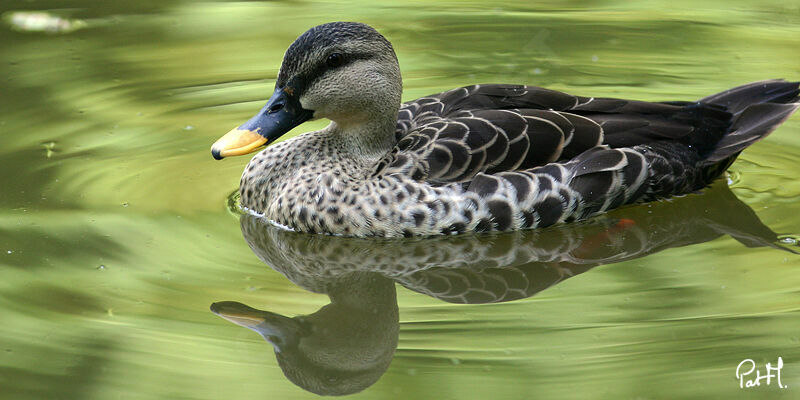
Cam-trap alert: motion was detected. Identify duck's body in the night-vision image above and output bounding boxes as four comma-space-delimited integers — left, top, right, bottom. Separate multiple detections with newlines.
213, 22, 800, 237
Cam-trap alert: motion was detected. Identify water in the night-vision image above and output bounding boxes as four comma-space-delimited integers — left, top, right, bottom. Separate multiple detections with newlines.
1, 1, 799, 398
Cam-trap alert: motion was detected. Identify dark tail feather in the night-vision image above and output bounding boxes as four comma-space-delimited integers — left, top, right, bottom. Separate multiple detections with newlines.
700, 79, 800, 115
706, 102, 800, 162
699, 80, 800, 163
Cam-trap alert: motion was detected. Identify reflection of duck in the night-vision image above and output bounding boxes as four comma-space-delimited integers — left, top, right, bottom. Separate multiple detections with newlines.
240, 181, 792, 304
211, 21, 800, 237
212, 183, 793, 395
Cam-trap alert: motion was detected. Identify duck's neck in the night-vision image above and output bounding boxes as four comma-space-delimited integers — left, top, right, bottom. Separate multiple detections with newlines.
327, 112, 397, 165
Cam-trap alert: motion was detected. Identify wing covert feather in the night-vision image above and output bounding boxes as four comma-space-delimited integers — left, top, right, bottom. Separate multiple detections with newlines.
384, 84, 725, 185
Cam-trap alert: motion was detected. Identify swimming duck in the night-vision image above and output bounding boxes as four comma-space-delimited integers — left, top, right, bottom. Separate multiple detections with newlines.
211, 22, 800, 237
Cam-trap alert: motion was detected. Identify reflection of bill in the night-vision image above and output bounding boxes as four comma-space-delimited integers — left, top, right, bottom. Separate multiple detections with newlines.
736, 357, 785, 389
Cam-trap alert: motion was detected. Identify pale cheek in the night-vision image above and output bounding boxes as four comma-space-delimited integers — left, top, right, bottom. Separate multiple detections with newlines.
303, 83, 373, 118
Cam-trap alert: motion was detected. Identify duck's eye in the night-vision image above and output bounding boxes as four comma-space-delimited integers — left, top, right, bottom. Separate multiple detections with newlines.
326, 52, 344, 68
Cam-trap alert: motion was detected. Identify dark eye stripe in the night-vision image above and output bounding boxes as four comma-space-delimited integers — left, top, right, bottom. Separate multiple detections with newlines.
282, 52, 374, 98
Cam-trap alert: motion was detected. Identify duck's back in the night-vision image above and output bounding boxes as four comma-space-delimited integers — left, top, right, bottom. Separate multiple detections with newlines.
380, 83, 753, 183
360, 80, 798, 235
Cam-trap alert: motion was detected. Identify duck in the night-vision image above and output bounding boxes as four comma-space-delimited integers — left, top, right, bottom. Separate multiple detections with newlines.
211, 21, 800, 237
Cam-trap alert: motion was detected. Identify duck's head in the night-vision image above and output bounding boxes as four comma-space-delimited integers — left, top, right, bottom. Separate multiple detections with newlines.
211, 22, 401, 159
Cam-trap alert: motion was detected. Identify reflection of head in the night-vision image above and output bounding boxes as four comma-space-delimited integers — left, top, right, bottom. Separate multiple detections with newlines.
212, 272, 398, 396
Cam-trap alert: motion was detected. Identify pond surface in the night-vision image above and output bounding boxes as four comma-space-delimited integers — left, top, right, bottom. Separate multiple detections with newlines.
1, 1, 799, 399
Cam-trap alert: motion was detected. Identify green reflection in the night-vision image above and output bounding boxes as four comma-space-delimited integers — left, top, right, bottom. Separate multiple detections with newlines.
0, 1, 799, 399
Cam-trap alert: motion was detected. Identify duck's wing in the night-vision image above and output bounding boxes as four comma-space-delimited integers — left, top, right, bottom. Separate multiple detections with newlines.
380, 84, 727, 184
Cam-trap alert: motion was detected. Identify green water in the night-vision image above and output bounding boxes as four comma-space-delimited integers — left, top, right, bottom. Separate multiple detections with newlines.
1, 0, 799, 398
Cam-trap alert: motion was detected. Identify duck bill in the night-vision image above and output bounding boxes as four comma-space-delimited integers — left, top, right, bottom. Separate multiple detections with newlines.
211, 87, 313, 160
